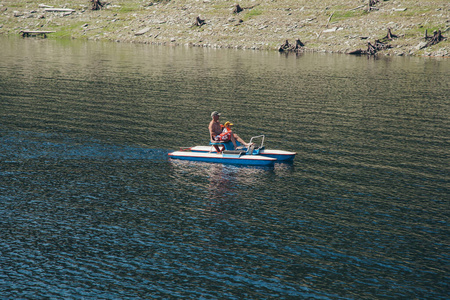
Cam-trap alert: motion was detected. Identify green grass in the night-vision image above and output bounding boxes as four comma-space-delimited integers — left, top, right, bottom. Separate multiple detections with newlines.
395, 8, 432, 17
330, 10, 366, 23
116, 6, 139, 13
50, 29, 74, 39
46, 21, 90, 39
5, 3, 25, 8
108, 2, 142, 13
243, 7, 263, 21
404, 23, 448, 39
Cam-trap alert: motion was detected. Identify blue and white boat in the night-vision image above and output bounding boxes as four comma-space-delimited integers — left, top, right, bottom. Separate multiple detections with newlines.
168, 135, 296, 166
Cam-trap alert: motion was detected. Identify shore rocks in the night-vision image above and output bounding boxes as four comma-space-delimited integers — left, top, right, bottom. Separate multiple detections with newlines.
0, 0, 448, 57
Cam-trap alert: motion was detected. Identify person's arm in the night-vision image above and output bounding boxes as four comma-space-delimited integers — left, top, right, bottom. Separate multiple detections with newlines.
208, 122, 215, 141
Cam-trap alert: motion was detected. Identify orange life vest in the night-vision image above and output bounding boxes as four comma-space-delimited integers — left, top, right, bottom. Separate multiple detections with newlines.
218, 126, 232, 140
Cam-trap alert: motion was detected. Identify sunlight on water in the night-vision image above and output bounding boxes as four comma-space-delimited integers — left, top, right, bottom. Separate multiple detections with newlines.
0, 37, 448, 299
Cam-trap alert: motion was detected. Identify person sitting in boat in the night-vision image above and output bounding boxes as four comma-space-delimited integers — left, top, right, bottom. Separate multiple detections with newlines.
209, 111, 251, 149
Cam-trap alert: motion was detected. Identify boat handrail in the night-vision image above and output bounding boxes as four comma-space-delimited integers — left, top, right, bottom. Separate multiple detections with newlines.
249, 135, 265, 148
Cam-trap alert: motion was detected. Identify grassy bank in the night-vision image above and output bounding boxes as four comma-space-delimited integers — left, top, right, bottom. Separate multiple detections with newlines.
0, 0, 449, 56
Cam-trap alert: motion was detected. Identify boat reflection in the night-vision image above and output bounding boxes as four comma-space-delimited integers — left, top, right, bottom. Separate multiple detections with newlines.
206, 164, 236, 203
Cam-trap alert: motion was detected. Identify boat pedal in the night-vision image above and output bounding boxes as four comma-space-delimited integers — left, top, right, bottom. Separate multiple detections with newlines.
246, 144, 255, 155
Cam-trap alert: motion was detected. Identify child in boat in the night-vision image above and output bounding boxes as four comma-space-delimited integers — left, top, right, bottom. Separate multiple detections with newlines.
216, 122, 232, 142
211, 121, 233, 143
221, 121, 251, 149
222, 121, 233, 134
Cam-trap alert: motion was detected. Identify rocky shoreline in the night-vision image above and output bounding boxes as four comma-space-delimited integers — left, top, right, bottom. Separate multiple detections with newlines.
1, 0, 449, 57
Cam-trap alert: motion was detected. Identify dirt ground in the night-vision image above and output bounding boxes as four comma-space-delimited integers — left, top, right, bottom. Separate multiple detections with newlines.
1, 0, 449, 57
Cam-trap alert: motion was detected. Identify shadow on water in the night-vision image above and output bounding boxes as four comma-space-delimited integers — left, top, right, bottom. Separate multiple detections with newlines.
0, 130, 169, 162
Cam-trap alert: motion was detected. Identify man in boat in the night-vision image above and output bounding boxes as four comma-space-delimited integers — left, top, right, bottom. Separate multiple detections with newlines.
209, 111, 251, 149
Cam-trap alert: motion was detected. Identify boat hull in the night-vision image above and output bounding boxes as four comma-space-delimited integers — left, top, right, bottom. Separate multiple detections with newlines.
189, 146, 296, 162
168, 151, 276, 166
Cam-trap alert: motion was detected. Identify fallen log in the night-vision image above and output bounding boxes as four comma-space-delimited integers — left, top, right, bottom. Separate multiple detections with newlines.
44, 8, 75, 13
350, 5, 365, 11
135, 27, 151, 36
20, 30, 56, 38
349, 27, 396, 55
348, 39, 391, 55
348, 49, 365, 55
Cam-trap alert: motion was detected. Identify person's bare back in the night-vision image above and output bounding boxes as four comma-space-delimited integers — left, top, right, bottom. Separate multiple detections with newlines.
209, 112, 222, 141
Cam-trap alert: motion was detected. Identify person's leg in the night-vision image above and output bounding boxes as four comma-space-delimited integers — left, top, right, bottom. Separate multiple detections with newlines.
230, 134, 238, 148
233, 134, 248, 147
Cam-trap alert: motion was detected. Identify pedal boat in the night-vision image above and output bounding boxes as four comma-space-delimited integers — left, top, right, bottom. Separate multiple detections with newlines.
168, 135, 296, 166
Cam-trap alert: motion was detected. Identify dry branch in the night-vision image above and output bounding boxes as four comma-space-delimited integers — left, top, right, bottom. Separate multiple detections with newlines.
326, 12, 334, 28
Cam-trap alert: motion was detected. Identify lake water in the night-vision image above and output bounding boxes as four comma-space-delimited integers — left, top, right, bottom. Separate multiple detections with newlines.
0, 37, 448, 299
